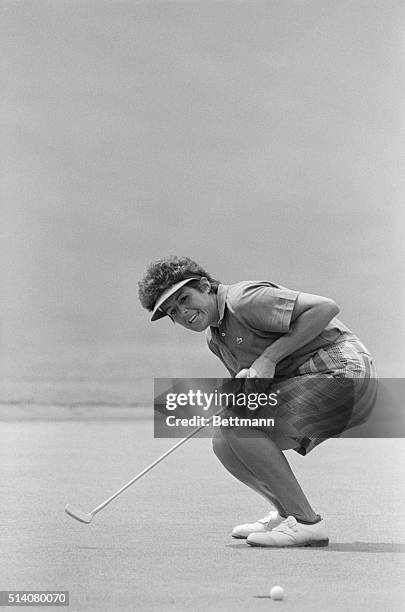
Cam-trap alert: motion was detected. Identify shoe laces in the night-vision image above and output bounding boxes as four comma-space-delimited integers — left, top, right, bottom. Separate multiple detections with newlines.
275, 516, 298, 533
260, 511, 278, 526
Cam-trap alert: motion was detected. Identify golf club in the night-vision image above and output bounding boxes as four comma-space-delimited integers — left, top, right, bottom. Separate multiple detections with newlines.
65, 406, 225, 524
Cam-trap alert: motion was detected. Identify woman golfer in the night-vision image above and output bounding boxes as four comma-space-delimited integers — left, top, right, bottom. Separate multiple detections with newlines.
138, 256, 377, 547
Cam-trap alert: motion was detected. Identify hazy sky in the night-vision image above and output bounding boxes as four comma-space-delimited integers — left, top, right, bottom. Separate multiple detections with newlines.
2, 1, 404, 376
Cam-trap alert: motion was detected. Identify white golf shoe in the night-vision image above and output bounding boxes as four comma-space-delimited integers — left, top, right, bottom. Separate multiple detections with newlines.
231, 511, 285, 539
246, 515, 329, 547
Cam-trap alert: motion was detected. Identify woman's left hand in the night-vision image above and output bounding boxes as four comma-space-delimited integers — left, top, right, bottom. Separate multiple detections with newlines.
235, 357, 276, 396
249, 355, 277, 379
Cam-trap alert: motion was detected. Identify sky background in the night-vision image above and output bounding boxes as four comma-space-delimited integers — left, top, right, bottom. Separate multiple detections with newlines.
2, 0, 404, 384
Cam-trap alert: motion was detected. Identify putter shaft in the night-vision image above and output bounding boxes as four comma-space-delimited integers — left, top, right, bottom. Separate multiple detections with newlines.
66, 407, 224, 522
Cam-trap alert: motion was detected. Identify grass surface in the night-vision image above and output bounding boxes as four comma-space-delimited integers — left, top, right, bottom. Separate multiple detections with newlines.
1, 419, 404, 611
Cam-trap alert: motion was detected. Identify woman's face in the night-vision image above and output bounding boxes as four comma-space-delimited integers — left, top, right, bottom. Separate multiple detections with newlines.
162, 279, 219, 332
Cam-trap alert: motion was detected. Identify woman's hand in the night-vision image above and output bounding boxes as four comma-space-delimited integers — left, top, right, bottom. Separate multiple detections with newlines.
249, 355, 276, 379
235, 359, 275, 397
235, 367, 257, 378
235, 356, 276, 380
235, 357, 276, 397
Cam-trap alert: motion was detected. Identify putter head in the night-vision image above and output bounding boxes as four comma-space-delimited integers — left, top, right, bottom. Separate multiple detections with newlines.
65, 504, 93, 524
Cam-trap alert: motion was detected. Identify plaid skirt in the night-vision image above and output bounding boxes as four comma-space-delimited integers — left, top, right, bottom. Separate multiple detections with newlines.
254, 334, 378, 455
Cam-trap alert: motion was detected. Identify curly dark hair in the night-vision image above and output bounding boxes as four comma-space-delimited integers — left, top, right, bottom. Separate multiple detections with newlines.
138, 256, 221, 311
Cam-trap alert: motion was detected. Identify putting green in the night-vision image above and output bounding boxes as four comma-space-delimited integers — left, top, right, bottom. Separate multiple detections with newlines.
1, 419, 404, 611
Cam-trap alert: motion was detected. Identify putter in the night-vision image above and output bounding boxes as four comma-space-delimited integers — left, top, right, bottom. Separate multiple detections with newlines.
65, 407, 224, 524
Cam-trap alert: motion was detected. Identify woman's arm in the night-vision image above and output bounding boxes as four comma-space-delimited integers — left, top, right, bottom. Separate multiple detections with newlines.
247, 293, 340, 378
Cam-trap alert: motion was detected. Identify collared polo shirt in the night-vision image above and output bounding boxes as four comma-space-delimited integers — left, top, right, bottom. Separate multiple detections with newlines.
206, 281, 352, 378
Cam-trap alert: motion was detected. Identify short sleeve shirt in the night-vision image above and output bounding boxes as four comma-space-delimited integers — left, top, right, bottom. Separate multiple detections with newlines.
206, 281, 352, 377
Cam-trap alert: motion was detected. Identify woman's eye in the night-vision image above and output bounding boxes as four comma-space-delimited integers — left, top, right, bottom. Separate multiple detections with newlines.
180, 296, 186, 303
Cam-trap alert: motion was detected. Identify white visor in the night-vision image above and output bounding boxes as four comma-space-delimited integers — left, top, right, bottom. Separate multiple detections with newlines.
151, 277, 200, 321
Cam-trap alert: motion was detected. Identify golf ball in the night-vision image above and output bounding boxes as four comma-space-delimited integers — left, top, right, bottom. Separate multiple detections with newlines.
270, 585, 285, 600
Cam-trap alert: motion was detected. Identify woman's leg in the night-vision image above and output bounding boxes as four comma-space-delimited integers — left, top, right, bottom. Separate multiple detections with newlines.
212, 428, 287, 517
223, 426, 319, 523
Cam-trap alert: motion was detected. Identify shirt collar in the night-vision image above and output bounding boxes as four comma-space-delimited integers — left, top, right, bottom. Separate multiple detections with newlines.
215, 284, 228, 325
